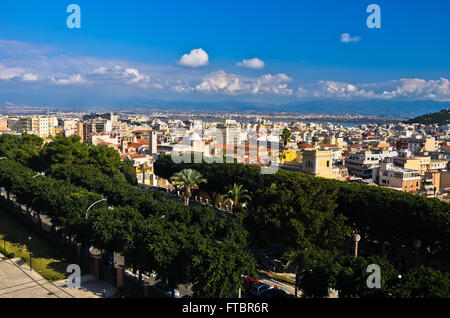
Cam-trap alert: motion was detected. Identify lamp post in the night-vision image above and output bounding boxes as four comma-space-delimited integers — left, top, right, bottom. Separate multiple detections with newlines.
353, 234, 361, 258
85, 199, 107, 219
412, 239, 422, 268
31, 172, 45, 179
28, 236, 32, 271
84, 199, 107, 260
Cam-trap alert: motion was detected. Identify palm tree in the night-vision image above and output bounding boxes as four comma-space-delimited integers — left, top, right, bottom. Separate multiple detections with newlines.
281, 128, 292, 148
170, 169, 207, 206
222, 183, 251, 212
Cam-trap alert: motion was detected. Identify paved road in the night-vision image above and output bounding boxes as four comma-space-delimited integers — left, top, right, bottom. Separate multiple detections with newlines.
124, 269, 193, 298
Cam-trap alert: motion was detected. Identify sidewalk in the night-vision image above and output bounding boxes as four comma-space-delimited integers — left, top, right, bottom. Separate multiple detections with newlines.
0, 256, 117, 298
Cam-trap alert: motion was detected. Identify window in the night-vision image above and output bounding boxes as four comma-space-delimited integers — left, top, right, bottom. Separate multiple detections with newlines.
326, 161, 330, 167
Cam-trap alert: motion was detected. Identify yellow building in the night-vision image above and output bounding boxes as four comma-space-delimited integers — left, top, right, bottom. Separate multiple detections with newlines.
403, 156, 431, 174
54, 127, 65, 137
301, 149, 335, 179
424, 137, 438, 152
280, 149, 303, 168
280, 149, 299, 162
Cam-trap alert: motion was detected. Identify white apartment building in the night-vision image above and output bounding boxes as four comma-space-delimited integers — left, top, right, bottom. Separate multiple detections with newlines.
15, 116, 58, 138
345, 150, 397, 180
216, 119, 241, 145
83, 119, 112, 143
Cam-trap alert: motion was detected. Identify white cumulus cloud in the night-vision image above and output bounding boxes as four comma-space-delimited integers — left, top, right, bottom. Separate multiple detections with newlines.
178, 48, 209, 68
380, 78, 450, 100
295, 78, 450, 101
237, 58, 265, 69
93, 67, 108, 74
0, 64, 24, 80
51, 74, 86, 85
194, 70, 292, 96
340, 33, 361, 43
21, 73, 39, 82
123, 68, 149, 84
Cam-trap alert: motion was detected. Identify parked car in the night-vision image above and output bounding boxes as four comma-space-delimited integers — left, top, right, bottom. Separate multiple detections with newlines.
259, 287, 289, 298
247, 282, 271, 297
243, 276, 259, 291
154, 281, 180, 298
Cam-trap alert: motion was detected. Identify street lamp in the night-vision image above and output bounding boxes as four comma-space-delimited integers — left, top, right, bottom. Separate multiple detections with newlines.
412, 239, 422, 268
28, 236, 32, 271
31, 172, 45, 179
353, 234, 361, 258
85, 198, 107, 219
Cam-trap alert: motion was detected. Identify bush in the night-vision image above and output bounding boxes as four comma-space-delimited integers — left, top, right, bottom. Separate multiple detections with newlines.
0, 246, 15, 259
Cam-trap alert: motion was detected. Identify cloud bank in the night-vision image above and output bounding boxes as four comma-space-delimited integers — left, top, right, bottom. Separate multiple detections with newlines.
0, 39, 449, 103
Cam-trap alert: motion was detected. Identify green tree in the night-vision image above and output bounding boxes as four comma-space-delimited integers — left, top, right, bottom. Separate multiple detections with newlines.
90, 206, 143, 256
0, 133, 43, 167
88, 144, 121, 174
118, 158, 137, 185
170, 169, 207, 206
222, 183, 251, 213
37, 135, 89, 171
285, 248, 337, 298
392, 266, 450, 298
334, 255, 399, 298
191, 214, 257, 297
281, 128, 292, 148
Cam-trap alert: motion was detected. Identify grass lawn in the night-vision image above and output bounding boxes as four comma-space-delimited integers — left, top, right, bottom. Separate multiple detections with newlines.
0, 209, 73, 281
257, 269, 296, 285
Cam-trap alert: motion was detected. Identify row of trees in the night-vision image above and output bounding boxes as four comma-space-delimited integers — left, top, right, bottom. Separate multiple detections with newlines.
0, 157, 257, 297
2, 135, 449, 297
154, 154, 450, 257
154, 155, 450, 297
0, 134, 137, 185
155, 155, 352, 251
285, 248, 450, 298
48, 163, 163, 217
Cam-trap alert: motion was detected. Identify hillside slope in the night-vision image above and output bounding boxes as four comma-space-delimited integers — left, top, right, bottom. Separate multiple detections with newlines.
405, 109, 450, 125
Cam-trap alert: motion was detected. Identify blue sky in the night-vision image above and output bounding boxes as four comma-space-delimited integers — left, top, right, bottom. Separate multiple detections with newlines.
0, 0, 449, 107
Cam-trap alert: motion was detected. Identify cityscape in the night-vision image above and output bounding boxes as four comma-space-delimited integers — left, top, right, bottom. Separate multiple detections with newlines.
0, 0, 449, 311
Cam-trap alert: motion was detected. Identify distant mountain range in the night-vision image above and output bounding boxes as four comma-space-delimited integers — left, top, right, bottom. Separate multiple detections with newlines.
2, 98, 449, 118
405, 108, 450, 125
103, 99, 449, 118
